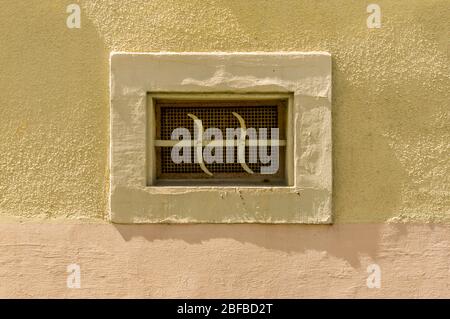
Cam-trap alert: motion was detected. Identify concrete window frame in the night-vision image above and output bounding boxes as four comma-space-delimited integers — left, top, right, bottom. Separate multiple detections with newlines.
110, 52, 332, 224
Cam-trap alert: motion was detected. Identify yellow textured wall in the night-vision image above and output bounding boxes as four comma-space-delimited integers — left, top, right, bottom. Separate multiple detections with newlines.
1, 0, 448, 223
0, 0, 449, 298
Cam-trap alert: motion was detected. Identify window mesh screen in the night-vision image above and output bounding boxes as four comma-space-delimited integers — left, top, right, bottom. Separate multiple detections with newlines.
155, 100, 286, 181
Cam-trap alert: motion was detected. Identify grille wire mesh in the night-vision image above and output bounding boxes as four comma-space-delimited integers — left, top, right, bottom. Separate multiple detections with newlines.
157, 101, 285, 177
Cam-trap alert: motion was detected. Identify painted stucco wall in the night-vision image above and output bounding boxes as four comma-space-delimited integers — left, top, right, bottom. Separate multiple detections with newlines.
0, 0, 449, 297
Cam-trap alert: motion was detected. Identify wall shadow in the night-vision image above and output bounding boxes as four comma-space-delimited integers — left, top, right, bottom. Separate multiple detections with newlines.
113, 223, 389, 268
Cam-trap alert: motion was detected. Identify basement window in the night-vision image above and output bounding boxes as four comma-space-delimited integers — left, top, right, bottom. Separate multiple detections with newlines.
150, 97, 288, 186
110, 52, 332, 224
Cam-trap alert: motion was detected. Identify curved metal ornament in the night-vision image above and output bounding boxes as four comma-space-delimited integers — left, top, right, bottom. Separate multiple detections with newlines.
187, 113, 213, 176
232, 112, 254, 175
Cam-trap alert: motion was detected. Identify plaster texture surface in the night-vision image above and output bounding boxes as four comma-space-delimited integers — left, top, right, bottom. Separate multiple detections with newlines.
0, 222, 449, 298
1, 0, 448, 223
0, 0, 449, 298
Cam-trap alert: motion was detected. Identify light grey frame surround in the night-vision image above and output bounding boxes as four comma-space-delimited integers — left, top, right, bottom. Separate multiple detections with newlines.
110, 52, 332, 224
